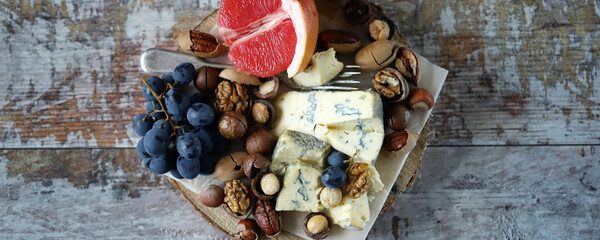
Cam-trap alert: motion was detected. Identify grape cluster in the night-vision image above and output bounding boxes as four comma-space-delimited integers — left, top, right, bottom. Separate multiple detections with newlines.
133, 62, 230, 179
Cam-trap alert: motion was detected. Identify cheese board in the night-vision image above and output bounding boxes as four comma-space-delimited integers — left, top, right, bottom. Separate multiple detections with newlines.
135, 0, 448, 239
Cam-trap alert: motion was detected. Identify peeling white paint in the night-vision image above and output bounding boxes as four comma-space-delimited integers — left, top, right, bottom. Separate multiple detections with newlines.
440, 6, 456, 36
125, 2, 176, 49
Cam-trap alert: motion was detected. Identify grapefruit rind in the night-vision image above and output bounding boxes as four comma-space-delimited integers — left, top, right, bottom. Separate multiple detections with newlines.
283, 0, 319, 77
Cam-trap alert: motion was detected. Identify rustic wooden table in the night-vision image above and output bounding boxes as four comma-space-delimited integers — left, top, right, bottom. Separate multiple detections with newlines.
1, 0, 598, 239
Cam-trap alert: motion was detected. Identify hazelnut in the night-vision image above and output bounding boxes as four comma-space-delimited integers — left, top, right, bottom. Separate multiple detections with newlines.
303, 213, 331, 239
260, 173, 280, 195
355, 40, 399, 71
199, 185, 224, 208
253, 76, 280, 100
318, 187, 342, 208
251, 103, 269, 124
213, 152, 248, 181
219, 68, 262, 86
317, 30, 362, 54
245, 129, 275, 155
344, 0, 372, 24
218, 111, 247, 140
407, 88, 435, 111
243, 153, 271, 179
387, 103, 411, 131
236, 219, 260, 240
382, 130, 409, 152
194, 66, 220, 92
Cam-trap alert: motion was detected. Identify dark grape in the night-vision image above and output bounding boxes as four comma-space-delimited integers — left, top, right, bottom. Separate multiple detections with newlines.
143, 76, 166, 101
208, 130, 230, 155
162, 74, 175, 85
153, 119, 173, 135
165, 88, 190, 117
149, 154, 173, 174
146, 101, 165, 118
327, 151, 348, 169
143, 128, 170, 157
177, 156, 201, 179
143, 157, 152, 169
192, 128, 213, 154
170, 168, 183, 179
198, 155, 216, 175
321, 166, 347, 189
172, 62, 196, 86
187, 103, 215, 128
133, 114, 155, 136
189, 92, 209, 104
136, 138, 151, 159
177, 133, 203, 159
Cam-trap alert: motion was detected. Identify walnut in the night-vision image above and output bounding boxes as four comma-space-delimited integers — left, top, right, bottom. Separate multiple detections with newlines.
223, 179, 251, 216
215, 80, 249, 113
342, 163, 371, 198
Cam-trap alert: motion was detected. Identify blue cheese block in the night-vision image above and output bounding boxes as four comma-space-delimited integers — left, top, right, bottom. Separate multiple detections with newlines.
325, 194, 370, 230
325, 121, 384, 165
270, 130, 332, 176
275, 163, 324, 212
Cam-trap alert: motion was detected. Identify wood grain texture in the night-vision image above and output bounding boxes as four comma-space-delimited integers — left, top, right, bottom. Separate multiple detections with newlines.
0, 0, 598, 148
2, 146, 597, 239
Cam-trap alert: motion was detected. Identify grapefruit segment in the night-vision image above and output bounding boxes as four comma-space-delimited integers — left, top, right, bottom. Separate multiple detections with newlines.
218, 0, 318, 78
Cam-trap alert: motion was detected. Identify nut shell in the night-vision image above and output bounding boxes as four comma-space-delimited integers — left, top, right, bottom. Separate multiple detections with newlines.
253, 76, 280, 100
367, 17, 396, 41
355, 40, 399, 71
407, 88, 435, 111
372, 67, 409, 102
250, 100, 276, 126
251, 172, 278, 200
177, 30, 227, 58
194, 66, 220, 92
303, 213, 331, 239
386, 103, 412, 131
218, 111, 248, 140
254, 200, 281, 237
220, 68, 262, 86
213, 152, 248, 181
245, 128, 276, 155
199, 185, 224, 208
344, 0, 372, 24
317, 30, 362, 54
236, 219, 260, 240
395, 47, 421, 86
382, 130, 409, 152
243, 153, 271, 179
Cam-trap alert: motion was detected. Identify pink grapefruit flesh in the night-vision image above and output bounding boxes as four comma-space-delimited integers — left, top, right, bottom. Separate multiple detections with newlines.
218, 0, 318, 78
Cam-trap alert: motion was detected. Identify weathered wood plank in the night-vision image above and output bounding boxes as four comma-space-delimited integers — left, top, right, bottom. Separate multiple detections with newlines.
1, 146, 597, 239
0, 1, 598, 148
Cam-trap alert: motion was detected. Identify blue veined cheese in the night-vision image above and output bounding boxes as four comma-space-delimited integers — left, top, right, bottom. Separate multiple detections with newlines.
275, 163, 324, 212
270, 130, 332, 176
325, 119, 384, 165
271, 91, 384, 139
325, 194, 370, 230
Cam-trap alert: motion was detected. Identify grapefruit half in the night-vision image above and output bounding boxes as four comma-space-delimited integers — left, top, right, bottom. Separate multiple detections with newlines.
218, 0, 318, 78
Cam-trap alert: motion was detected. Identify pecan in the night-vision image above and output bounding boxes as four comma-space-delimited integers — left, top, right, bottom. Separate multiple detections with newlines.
223, 179, 251, 216
382, 130, 409, 152
317, 30, 362, 53
355, 40, 399, 71
215, 80, 250, 113
254, 200, 281, 237
343, 163, 371, 198
190, 30, 218, 53
372, 68, 409, 102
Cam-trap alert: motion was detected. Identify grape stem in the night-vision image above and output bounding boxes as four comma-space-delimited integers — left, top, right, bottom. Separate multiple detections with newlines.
141, 77, 180, 137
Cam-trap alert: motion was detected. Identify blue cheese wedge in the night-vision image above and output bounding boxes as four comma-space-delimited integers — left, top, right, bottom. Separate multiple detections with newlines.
325, 194, 370, 230
275, 163, 324, 212
270, 130, 332, 176
272, 91, 384, 164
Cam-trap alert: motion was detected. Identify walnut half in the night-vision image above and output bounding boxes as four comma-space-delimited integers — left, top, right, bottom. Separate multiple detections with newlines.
223, 179, 252, 218
342, 163, 372, 199
215, 80, 250, 114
